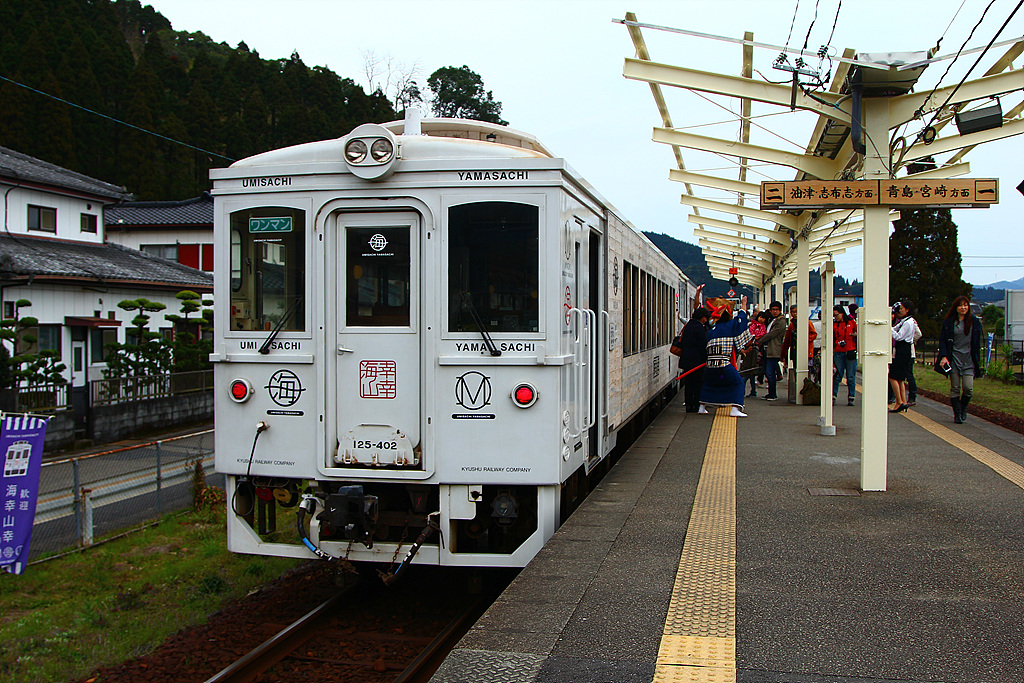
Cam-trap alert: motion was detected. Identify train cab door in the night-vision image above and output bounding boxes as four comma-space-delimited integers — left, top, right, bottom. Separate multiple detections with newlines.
334, 212, 421, 468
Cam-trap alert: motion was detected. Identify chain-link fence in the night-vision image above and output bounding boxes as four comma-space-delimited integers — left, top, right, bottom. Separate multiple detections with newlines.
30, 429, 220, 563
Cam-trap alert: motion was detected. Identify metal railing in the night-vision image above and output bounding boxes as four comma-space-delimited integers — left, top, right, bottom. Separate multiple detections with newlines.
7, 382, 70, 412
30, 429, 218, 563
90, 370, 214, 406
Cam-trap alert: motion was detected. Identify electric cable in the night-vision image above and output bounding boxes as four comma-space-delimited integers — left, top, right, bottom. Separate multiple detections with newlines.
916, 0, 1003, 125
0, 74, 235, 162
929, 0, 1023, 130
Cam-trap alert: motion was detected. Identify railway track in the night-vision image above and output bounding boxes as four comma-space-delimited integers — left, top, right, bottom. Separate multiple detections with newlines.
203, 566, 508, 683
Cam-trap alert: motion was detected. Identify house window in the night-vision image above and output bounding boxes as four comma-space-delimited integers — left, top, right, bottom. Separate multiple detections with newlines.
80, 213, 97, 233
28, 205, 56, 233
201, 244, 214, 271
18, 324, 61, 356
141, 244, 178, 260
2, 301, 13, 319
90, 328, 118, 363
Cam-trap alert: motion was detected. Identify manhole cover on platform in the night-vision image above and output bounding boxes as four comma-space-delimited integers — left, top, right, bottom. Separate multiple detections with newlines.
807, 487, 860, 496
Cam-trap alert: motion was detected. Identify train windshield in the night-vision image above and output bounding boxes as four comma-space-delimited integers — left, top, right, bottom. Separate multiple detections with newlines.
448, 202, 539, 333
229, 207, 306, 332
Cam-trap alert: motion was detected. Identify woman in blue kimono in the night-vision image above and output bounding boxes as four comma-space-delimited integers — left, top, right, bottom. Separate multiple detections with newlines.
700, 297, 754, 418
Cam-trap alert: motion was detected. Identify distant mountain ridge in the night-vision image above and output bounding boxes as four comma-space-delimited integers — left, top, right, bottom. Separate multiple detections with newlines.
980, 276, 1024, 289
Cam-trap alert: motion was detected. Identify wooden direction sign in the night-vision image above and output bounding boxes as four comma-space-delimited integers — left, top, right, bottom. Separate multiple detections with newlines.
760, 179, 998, 210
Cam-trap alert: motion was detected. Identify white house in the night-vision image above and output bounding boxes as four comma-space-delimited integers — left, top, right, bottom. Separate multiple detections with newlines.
105, 193, 214, 272
0, 145, 213, 415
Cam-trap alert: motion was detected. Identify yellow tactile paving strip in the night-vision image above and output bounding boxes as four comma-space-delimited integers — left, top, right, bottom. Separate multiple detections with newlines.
653, 409, 737, 683
901, 410, 1024, 490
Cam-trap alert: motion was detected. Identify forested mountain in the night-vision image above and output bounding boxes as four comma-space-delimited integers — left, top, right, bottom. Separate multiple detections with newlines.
0, 0, 396, 199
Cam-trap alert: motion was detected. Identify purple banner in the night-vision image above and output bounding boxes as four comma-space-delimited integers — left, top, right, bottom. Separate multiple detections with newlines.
1, 414, 49, 575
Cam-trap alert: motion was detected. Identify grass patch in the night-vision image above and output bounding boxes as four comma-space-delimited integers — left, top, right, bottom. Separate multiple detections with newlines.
0, 504, 301, 683
913, 362, 1024, 418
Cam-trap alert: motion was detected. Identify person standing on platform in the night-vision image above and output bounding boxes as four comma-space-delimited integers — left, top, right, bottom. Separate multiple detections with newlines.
781, 304, 818, 370
938, 295, 983, 424
831, 305, 857, 405
678, 306, 711, 414
700, 296, 754, 418
760, 301, 787, 401
889, 300, 916, 413
744, 311, 768, 397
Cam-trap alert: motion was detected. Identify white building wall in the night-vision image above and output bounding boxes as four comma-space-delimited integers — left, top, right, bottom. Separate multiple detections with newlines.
2, 282, 196, 385
0, 183, 105, 244
105, 228, 212, 251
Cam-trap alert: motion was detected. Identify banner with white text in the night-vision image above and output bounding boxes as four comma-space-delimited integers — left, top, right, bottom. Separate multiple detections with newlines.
0, 414, 49, 575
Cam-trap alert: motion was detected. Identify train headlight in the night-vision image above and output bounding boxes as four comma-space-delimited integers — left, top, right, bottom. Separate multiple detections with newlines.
510, 382, 538, 408
345, 139, 368, 163
229, 378, 253, 403
343, 124, 399, 180
370, 138, 394, 162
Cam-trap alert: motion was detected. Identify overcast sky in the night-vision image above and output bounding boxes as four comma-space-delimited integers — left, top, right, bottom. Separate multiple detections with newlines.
149, 0, 1024, 287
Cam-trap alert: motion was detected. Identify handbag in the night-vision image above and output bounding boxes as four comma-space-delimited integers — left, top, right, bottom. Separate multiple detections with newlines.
932, 357, 951, 376
669, 331, 684, 356
846, 350, 857, 360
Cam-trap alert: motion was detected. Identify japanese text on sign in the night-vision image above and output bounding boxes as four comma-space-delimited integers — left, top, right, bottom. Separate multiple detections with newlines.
761, 179, 998, 209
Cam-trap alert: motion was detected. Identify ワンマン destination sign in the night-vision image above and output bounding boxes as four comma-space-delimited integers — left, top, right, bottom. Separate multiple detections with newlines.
760, 179, 998, 210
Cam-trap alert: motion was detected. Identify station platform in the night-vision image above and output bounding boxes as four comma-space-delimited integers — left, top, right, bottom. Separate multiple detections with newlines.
430, 382, 1024, 683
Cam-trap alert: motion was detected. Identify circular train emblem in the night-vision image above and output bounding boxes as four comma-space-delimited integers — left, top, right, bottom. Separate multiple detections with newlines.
369, 233, 388, 251
265, 369, 306, 407
455, 371, 492, 411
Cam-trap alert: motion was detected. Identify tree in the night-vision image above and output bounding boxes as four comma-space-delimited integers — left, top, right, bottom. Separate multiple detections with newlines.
981, 304, 1004, 336
103, 298, 170, 378
889, 208, 971, 338
427, 65, 507, 125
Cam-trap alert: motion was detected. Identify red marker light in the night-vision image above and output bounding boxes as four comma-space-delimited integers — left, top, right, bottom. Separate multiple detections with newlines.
511, 383, 538, 408
229, 379, 252, 402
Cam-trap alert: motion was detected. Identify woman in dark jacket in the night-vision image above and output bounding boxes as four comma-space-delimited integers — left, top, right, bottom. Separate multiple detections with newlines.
938, 295, 982, 424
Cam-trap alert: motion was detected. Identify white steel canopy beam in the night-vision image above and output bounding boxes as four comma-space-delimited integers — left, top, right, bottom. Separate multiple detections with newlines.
889, 69, 1024, 126
654, 127, 841, 180
687, 214, 790, 245
669, 169, 760, 196
623, 58, 851, 125
695, 231, 785, 257
681, 195, 800, 230
901, 116, 1024, 163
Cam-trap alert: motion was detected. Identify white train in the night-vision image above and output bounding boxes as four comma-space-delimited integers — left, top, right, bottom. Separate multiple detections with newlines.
211, 112, 694, 579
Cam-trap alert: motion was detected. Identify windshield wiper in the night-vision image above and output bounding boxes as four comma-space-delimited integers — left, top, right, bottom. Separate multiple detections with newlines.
259, 297, 304, 354
460, 291, 501, 356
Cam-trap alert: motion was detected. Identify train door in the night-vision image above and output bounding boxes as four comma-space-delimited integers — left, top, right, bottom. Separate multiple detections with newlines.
334, 212, 421, 467
569, 219, 604, 474
587, 227, 604, 469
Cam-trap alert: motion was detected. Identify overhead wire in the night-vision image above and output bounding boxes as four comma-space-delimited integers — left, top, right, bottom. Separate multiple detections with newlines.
915, 0, 1000, 123
922, 0, 1024, 133
783, 0, 803, 54
0, 74, 235, 162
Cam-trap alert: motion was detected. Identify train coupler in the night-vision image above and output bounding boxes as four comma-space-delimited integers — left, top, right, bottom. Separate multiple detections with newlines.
380, 512, 441, 586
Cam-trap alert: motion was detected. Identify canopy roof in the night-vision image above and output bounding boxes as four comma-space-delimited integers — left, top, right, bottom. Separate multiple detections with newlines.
619, 14, 1024, 289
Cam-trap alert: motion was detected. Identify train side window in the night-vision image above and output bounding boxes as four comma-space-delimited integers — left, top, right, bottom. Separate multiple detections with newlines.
228, 207, 306, 332
448, 202, 539, 333
346, 226, 411, 327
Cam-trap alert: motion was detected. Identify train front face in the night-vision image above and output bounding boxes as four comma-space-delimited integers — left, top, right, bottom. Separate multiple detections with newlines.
212, 122, 580, 570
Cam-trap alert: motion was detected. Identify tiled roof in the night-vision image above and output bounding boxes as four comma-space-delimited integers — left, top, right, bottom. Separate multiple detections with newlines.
105, 193, 213, 228
0, 146, 131, 201
0, 234, 212, 290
